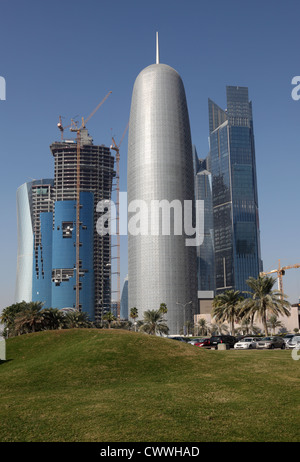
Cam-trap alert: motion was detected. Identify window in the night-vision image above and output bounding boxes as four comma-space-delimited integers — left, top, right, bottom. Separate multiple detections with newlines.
62, 222, 73, 238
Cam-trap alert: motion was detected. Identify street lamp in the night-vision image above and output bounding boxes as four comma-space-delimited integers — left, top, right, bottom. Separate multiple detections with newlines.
176, 300, 192, 336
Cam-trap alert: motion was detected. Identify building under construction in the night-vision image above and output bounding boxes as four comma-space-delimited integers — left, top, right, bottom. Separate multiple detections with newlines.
50, 128, 115, 321
15, 129, 115, 322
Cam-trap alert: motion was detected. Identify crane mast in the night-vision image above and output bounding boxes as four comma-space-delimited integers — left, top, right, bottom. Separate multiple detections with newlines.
260, 259, 300, 298
61, 91, 112, 312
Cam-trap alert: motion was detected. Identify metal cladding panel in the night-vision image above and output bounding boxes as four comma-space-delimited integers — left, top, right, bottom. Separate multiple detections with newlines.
127, 63, 197, 335
15, 182, 34, 303
32, 212, 53, 308
52, 192, 95, 319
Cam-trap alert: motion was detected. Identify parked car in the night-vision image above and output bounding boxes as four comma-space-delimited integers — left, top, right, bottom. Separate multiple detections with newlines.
188, 338, 207, 345
169, 336, 187, 342
283, 334, 296, 344
256, 336, 286, 349
194, 338, 211, 348
209, 335, 236, 349
234, 337, 259, 349
286, 335, 300, 349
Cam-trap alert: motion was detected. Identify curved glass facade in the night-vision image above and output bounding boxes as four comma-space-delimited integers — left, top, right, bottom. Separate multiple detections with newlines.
15, 182, 34, 303
128, 63, 197, 335
120, 275, 128, 320
208, 86, 262, 294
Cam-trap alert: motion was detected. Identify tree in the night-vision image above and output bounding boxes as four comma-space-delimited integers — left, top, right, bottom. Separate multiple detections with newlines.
140, 309, 169, 336
64, 311, 92, 329
42, 308, 66, 330
0, 301, 28, 336
240, 276, 291, 336
159, 303, 167, 315
212, 290, 244, 335
267, 315, 284, 335
102, 311, 116, 329
130, 307, 138, 331
183, 320, 193, 336
208, 320, 229, 335
196, 318, 208, 336
14, 301, 44, 335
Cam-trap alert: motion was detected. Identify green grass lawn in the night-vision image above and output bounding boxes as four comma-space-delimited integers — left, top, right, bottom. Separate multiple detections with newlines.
0, 328, 299, 442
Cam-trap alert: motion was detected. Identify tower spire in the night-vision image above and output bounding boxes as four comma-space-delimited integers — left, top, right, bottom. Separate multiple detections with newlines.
156, 31, 160, 64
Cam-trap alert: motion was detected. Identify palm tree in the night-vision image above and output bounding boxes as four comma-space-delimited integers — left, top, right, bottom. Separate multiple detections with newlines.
102, 311, 116, 329
42, 308, 66, 330
196, 318, 208, 336
140, 309, 169, 336
267, 315, 284, 335
64, 311, 92, 329
14, 301, 44, 335
212, 290, 244, 335
208, 320, 229, 335
130, 307, 138, 331
159, 303, 168, 316
240, 275, 291, 336
0, 301, 28, 336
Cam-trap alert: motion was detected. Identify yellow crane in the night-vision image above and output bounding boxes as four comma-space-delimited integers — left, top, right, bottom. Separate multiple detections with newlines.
110, 122, 129, 320
64, 90, 112, 311
57, 116, 72, 140
260, 259, 300, 296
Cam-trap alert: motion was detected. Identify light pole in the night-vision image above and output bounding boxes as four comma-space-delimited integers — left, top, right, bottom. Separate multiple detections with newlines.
176, 300, 192, 336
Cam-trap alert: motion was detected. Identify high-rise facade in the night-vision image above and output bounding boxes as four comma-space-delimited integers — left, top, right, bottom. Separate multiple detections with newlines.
194, 156, 215, 293
208, 86, 262, 294
127, 40, 198, 335
50, 130, 115, 320
120, 275, 128, 320
15, 130, 115, 321
15, 179, 54, 304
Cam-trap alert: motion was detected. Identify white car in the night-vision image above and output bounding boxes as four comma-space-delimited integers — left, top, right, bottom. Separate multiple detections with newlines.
234, 337, 259, 349
286, 335, 300, 349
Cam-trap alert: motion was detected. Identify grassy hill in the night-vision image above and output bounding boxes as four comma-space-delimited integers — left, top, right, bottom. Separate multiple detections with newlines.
0, 328, 299, 442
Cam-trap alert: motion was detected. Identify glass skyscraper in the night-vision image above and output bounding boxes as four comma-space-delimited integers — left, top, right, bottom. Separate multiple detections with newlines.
208, 86, 262, 294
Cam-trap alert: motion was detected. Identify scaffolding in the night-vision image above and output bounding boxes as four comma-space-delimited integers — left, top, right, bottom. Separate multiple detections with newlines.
50, 136, 115, 319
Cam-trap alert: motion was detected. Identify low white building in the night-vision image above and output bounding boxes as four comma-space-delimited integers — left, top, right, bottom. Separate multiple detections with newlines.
195, 291, 300, 334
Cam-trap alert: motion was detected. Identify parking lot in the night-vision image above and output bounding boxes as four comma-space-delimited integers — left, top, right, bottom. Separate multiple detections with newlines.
169, 333, 300, 351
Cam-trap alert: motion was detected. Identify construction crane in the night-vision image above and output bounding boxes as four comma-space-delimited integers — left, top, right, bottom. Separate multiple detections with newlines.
66, 90, 112, 312
110, 122, 129, 320
57, 116, 72, 140
260, 259, 300, 296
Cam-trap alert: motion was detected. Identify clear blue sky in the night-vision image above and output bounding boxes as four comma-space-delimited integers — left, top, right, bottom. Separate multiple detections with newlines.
1, 0, 300, 312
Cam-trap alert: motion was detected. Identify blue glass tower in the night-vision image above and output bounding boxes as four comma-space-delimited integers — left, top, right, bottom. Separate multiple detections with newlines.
208, 86, 262, 294
193, 154, 215, 293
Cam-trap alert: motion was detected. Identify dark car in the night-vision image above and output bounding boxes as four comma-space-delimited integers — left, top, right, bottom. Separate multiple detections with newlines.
209, 335, 236, 349
194, 338, 211, 348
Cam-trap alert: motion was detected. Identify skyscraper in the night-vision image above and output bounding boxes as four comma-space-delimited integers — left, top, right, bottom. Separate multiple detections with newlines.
208, 86, 262, 294
15, 179, 54, 304
194, 156, 215, 293
50, 130, 115, 320
15, 129, 115, 321
120, 275, 128, 320
127, 35, 198, 335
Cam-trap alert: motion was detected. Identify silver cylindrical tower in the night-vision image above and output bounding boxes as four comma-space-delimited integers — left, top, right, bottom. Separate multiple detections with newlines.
127, 62, 198, 335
